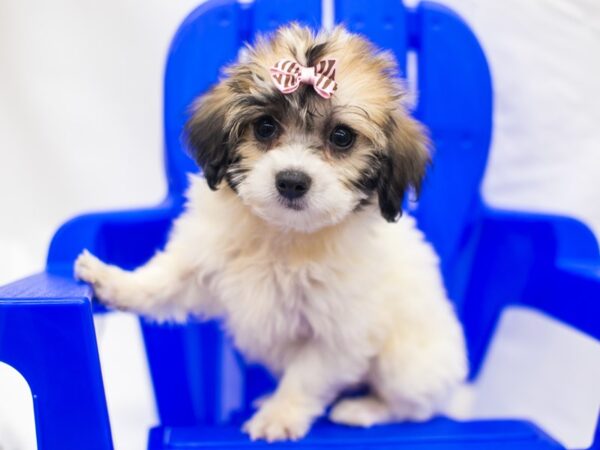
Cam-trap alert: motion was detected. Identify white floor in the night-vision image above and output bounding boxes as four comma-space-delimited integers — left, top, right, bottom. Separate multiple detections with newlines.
1, 0, 600, 449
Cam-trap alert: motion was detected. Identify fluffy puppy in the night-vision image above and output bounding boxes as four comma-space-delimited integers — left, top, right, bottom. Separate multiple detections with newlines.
75, 25, 467, 442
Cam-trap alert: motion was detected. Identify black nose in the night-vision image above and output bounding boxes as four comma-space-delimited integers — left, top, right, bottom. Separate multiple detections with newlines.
275, 170, 312, 200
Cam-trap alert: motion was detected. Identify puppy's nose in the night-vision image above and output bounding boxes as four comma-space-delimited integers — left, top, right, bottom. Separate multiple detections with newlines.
275, 170, 312, 200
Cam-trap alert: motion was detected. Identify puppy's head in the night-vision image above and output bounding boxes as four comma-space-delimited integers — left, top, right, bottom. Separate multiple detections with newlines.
186, 24, 430, 232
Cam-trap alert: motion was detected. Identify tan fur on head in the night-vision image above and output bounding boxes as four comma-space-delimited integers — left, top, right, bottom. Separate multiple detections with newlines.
186, 24, 431, 230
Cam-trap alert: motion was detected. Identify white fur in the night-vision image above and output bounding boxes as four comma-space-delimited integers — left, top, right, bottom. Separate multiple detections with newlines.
237, 144, 360, 233
75, 174, 467, 442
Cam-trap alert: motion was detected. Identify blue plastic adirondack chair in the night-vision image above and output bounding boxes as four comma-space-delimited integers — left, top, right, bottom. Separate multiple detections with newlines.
1, 0, 599, 448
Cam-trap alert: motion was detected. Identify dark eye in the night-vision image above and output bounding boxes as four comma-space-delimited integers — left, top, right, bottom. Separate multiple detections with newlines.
329, 125, 355, 150
254, 116, 278, 141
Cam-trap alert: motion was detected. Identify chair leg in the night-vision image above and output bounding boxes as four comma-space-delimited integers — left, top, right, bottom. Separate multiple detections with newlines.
0, 298, 113, 450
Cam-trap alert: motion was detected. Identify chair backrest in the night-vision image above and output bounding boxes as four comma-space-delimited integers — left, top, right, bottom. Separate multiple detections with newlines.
144, 0, 493, 427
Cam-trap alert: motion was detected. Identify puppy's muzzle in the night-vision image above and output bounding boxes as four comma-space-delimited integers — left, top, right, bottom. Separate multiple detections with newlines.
275, 170, 312, 200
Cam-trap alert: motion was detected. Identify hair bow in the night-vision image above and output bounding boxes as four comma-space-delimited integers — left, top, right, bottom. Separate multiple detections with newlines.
269, 58, 338, 99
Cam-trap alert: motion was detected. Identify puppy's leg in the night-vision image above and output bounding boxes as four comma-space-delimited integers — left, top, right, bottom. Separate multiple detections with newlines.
329, 395, 393, 427
75, 246, 196, 319
369, 325, 467, 422
243, 344, 366, 442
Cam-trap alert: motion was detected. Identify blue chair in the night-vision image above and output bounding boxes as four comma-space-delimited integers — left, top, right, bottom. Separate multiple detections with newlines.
1, 0, 598, 448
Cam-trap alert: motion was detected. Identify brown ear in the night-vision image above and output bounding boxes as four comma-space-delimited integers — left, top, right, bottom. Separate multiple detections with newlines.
184, 84, 232, 190
377, 113, 431, 222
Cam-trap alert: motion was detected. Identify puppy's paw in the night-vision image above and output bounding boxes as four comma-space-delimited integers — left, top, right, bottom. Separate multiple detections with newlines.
74, 250, 118, 304
392, 402, 436, 422
329, 395, 392, 427
75, 250, 106, 285
242, 399, 312, 442
251, 393, 273, 409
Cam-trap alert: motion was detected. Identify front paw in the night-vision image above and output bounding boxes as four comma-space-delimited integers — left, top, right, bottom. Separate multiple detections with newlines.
242, 399, 312, 442
74, 250, 116, 303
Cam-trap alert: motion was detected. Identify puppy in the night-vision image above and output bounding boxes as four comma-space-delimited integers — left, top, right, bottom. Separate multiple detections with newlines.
75, 25, 467, 442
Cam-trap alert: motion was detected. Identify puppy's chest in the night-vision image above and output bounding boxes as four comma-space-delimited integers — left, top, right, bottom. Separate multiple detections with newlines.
206, 249, 354, 359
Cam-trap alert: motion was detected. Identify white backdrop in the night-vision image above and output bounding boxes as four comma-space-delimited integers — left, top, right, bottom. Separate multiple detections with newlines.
1, 1, 599, 449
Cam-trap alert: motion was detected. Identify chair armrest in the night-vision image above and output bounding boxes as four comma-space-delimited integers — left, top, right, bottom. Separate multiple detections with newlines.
479, 213, 600, 449
0, 272, 113, 450
481, 208, 600, 265
463, 207, 600, 377
0, 270, 92, 298
479, 209, 600, 340
47, 197, 179, 274
528, 260, 600, 342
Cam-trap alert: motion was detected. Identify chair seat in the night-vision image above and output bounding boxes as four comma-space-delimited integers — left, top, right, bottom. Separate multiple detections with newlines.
148, 418, 564, 449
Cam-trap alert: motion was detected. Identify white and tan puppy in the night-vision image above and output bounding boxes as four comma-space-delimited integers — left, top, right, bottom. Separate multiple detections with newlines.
75, 25, 467, 442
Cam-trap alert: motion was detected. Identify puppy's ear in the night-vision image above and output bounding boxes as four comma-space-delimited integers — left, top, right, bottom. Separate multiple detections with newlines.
185, 84, 231, 190
377, 114, 431, 222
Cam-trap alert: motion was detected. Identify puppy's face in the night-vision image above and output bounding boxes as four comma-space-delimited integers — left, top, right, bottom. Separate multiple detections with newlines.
186, 25, 430, 233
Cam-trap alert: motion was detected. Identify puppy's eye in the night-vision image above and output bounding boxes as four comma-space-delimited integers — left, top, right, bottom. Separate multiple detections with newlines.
254, 116, 278, 141
329, 125, 355, 150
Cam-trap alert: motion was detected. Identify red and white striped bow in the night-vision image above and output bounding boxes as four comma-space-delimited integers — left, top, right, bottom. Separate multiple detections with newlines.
269, 58, 338, 99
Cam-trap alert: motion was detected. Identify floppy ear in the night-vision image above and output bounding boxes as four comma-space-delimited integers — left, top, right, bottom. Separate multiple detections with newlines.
184, 84, 231, 190
377, 114, 431, 222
